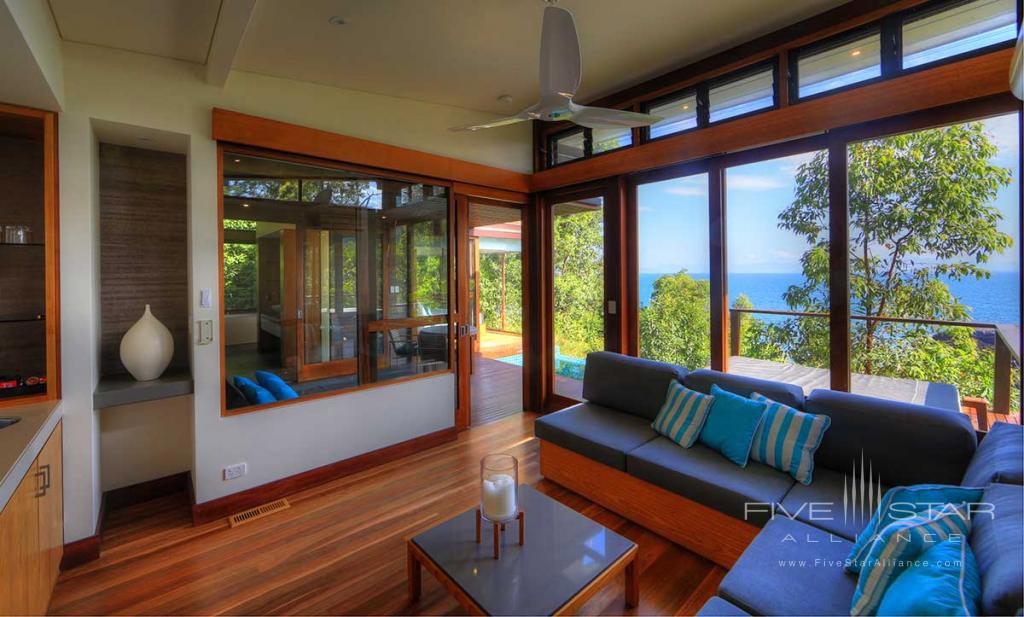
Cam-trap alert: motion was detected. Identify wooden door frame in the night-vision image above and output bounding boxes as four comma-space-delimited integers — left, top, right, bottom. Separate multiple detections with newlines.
539, 178, 624, 412
454, 192, 531, 429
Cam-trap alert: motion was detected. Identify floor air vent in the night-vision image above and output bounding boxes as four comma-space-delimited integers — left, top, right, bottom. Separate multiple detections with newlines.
228, 498, 291, 527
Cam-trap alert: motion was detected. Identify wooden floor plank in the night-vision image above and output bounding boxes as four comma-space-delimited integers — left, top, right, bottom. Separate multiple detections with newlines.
50, 413, 718, 616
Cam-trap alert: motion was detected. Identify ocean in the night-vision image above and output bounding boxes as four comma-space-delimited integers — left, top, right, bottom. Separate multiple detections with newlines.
638, 272, 1022, 325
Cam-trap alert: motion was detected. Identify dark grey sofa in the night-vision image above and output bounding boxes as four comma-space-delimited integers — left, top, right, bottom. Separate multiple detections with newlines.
534, 351, 1024, 616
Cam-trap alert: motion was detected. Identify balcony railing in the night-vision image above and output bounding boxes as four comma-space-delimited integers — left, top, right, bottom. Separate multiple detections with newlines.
728, 307, 1021, 428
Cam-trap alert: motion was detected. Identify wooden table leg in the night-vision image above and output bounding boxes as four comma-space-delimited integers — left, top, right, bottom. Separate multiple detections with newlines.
518, 511, 525, 545
475, 509, 481, 543
493, 521, 501, 559
407, 542, 422, 602
624, 556, 639, 608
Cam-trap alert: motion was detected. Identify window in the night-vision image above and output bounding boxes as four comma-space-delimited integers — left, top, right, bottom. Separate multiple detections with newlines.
845, 113, 1020, 413
592, 126, 632, 154
647, 91, 699, 139
550, 129, 586, 166
221, 152, 449, 412
708, 67, 775, 123
725, 150, 829, 378
551, 197, 605, 399
637, 174, 711, 368
903, 0, 1018, 69
796, 30, 883, 98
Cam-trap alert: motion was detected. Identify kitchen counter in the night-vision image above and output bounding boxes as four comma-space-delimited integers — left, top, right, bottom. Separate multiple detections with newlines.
0, 400, 61, 512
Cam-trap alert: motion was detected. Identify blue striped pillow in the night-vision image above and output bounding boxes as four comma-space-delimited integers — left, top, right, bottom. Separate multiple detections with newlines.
749, 392, 830, 485
851, 504, 972, 616
651, 382, 715, 448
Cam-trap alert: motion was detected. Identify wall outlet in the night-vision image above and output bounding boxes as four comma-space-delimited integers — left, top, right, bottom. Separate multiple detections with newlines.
223, 462, 247, 481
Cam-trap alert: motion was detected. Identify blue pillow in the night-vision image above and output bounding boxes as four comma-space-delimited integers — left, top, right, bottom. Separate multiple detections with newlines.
877, 535, 981, 616
698, 384, 767, 467
255, 370, 299, 401
848, 485, 985, 573
852, 505, 972, 616
234, 376, 276, 405
749, 392, 830, 485
651, 381, 715, 448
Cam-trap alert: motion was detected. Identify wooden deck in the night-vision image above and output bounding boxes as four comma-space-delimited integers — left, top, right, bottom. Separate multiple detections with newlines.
49, 414, 722, 616
470, 356, 523, 426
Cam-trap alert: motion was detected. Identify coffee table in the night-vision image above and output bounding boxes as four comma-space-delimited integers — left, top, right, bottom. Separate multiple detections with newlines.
407, 485, 638, 615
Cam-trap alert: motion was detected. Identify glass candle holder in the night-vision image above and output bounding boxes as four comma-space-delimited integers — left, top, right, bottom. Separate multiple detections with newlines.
480, 453, 518, 523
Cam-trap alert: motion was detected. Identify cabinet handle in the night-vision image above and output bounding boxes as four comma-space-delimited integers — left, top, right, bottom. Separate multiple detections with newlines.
36, 470, 47, 497
41, 464, 51, 490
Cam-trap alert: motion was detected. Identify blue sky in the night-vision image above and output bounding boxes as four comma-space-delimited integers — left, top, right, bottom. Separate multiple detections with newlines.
638, 113, 1021, 275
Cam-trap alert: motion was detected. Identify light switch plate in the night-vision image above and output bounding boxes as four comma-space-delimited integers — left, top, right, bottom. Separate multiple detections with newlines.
200, 288, 212, 309
197, 319, 214, 345
607, 300, 617, 315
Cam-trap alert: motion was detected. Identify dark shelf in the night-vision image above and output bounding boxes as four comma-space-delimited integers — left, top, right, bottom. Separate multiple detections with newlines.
0, 316, 45, 324
94, 368, 193, 409
0, 242, 44, 247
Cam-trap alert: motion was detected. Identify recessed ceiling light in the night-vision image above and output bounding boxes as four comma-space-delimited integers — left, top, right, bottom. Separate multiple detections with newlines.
233, 158, 241, 163
851, 49, 862, 56
242, 203, 250, 208
328, 16, 347, 26
682, 104, 689, 110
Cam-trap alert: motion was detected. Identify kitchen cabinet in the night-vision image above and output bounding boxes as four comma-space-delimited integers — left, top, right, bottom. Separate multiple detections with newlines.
0, 421, 63, 615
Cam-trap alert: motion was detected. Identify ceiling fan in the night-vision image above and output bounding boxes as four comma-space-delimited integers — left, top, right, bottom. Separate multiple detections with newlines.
451, 2, 662, 132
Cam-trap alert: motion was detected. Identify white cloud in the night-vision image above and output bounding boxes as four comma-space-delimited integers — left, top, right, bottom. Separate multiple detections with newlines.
664, 185, 708, 197
726, 174, 788, 191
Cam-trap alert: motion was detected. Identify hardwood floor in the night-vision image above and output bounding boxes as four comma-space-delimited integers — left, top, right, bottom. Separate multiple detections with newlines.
470, 356, 523, 426
49, 414, 721, 616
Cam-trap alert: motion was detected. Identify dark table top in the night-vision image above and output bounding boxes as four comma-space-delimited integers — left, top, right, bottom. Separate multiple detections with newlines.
411, 485, 636, 615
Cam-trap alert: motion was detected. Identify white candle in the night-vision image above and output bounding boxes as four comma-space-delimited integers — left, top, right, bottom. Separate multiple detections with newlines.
482, 473, 517, 520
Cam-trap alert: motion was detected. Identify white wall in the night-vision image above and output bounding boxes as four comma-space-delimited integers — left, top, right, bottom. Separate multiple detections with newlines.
224, 313, 257, 346
99, 396, 193, 492
58, 42, 530, 542
0, 0, 62, 109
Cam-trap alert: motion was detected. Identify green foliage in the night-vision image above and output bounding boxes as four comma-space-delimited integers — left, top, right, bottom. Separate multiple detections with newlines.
638, 271, 711, 368
479, 252, 523, 333
223, 219, 257, 312
553, 208, 605, 359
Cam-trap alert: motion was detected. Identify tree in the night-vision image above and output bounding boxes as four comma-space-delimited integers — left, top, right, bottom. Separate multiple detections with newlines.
223, 219, 257, 312
775, 122, 1014, 404
552, 208, 604, 359
638, 271, 711, 368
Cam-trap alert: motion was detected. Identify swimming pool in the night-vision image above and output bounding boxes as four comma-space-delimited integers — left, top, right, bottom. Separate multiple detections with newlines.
496, 349, 586, 381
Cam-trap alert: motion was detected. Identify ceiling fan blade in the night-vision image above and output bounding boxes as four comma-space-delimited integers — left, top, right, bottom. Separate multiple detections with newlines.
449, 103, 540, 132
539, 6, 581, 99
569, 105, 663, 129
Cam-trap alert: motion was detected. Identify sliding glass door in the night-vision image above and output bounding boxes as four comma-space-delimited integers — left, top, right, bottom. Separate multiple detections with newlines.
542, 181, 623, 406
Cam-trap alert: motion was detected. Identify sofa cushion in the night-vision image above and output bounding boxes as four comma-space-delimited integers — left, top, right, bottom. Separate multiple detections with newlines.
698, 384, 767, 467
696, 597, 751, 616
876, 535, 981, 617
750, 392, 831, 485
684, 368, 806, 410
969, 483, 1023, 617
582, 351, 686, 421
719, 517, 857, 616
806, 389, 977, 486
778, 468, 885, 541
626, 437, 794, 526
652, 381, 715, 448
534, 402, 658, 470
962, 422, 1024, 487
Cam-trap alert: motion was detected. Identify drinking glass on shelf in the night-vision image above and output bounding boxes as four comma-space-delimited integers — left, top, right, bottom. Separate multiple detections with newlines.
3, 225, 31, 244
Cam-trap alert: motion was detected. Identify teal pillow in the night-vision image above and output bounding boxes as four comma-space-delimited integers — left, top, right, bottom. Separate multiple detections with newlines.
749, 392, 831, 485
848, 485, 984, 573
651, 381, 715, 448
698, 384, 767, 467
852, 505, 972, 616
877, 536, 981, 616
234, 376, 276, 405
255, 370, 299, 401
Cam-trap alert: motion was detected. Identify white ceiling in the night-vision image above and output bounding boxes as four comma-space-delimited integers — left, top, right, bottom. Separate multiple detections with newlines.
47, 0, 850, 114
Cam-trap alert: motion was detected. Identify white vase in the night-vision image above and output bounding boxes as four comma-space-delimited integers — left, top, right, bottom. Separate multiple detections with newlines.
119, 304, 174, 381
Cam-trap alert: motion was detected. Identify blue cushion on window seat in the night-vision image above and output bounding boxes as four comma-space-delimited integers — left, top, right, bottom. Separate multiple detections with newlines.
234, 376, 276, 405
255, 370, 299, 401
